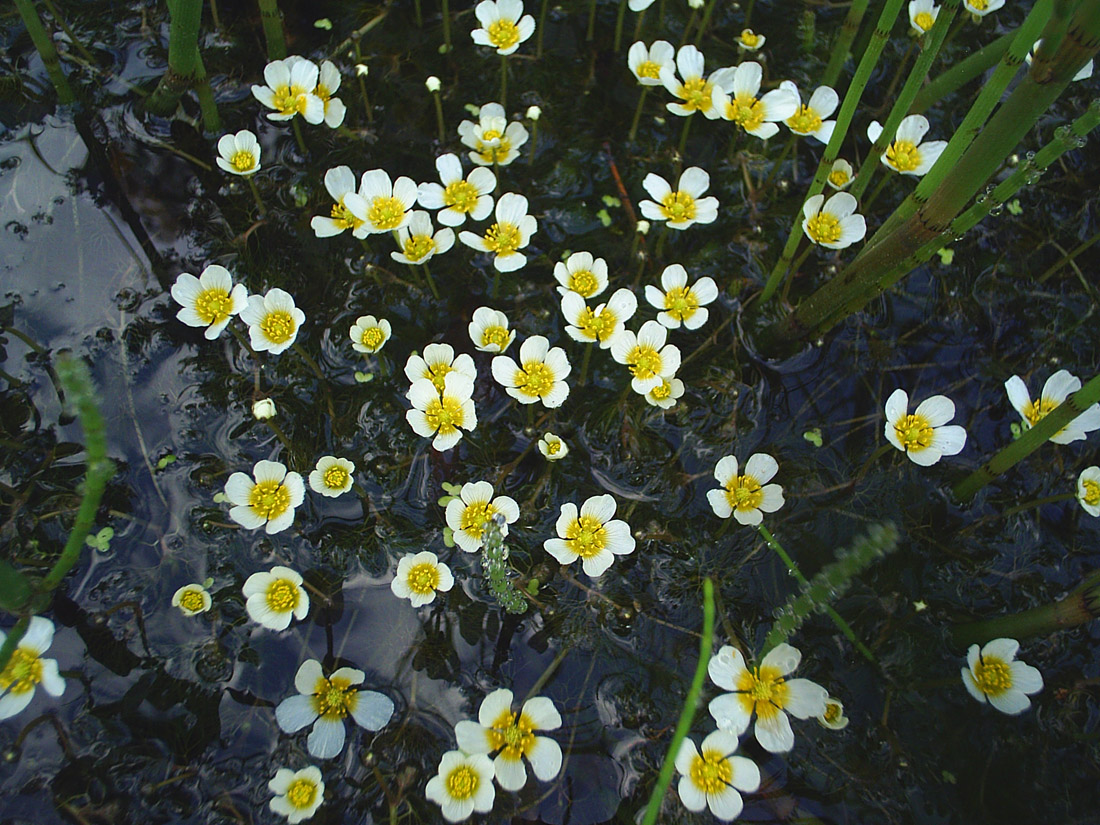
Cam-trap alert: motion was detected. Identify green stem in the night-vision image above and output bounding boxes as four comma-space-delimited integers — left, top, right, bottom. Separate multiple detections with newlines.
587, 0, 598, 42
432, 90, 446, 144
528, 121, 539, 162
39, 0, 95, 63
413, 0, 422, 27
422, 262, 441, 300
14, 0, 75, 104
578, 343, 593, 387
500, 53, 508, 109
441, 0, 452, 52
291, 342, 337, 424
614, 0, 628, 51
257, 0, 287, 60
692, 0, 718, 46
821, 0, 869, 89
193, 52, 222, 133
537, 0, 551, 57
1001, 492, 1075, 518
628, 86, 650, 144
679, 8, 698, 47
292, 118, 308, 155
676, 112, 693, 161
632, 8, 646, 42
247, 175, 267, 215
147, 0, 204, 116
910, 30, 1013, 115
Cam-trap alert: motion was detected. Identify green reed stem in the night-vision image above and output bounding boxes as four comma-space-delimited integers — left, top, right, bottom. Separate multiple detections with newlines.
537, 0, 551, 57
413, 0, 422, 27
678, 8, 698, 47
146, 0, 203, 116
640, 578, 713, 825
1001, 492, 1075, 518
247, 176, 267, 215
614, 0, 628, 51
693, 0, 718, 46
14, 0, 75, 104
910, 30, 1013, 115
257, 0, 287, 60
821, 0, 868, 89
39, 0, 95, 63
633, 8, 646, 41
628, 86, 651, 144
587, 0, 598, 41
193, 52, 222, 133
441, 0, 452, 52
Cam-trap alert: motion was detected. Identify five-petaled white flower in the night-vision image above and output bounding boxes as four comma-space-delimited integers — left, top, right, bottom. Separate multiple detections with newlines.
390, 551, 454, 607
276, 659, 394, 759
962, 638, 1043, 715
351, 169, 418, 235
708, 643, 829, 753
963, 0, 1004, 17
315, 60, 346, 128
659, 44, 724, 119
311, 166, 367, 238
0, 616, 66, 720
418, 154, 496, 227
884, 388, 967, 465
251, 56, 325, 124
349, 315, 392, 354
491, 335, 571, 407
561, 288, 637, 349
216, 130, 262, 175
455, 688, 563, 790
1005, 370, 1100, 444
225, 460, 306, 534
801, 192, 867, 250
240, 288, 306, 354
737, 28, 765, 51
628, 40, 675, 86
308, 456, 355, 497
471, 0, 535, 55
425, 750, 496, 822
172, 583, 212, 616
706, 453, 785, 525
404, 343, 477, 393
867, 114, 947, 176
1078, 466, 1100, 517
243, 566, 310, 631
639, 167, 719, 230
780, 82, 838, 144
908, 0, 939, 34
675, 730, 760, 821
611, 320, 682, 395
543, 494, 635, 576
826, 159, 854, 190
170, 264, 248, 340
269, 766, 325, 824
645, 263, 718, 330
445, 481, 520, 553
469, 307, 517, 353
646, 376, 686, 409
406, 372, 478, 451
459, 192, 537, 272
538, 432, 569, 460
391, 210, 455, 266
458, 103, 529, 167
554, 251, 609, 300
711, 62, 800, 139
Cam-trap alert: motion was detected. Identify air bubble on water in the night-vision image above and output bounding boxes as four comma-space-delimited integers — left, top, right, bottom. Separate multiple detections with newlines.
989, 203, 1004, 216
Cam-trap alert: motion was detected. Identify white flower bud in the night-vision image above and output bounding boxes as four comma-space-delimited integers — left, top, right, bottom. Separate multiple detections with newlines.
636, 220, 651, 235
526, 105, 542, 121
252, 398, 277, 420
425, 75, 441, 93
355, 63, 369, 77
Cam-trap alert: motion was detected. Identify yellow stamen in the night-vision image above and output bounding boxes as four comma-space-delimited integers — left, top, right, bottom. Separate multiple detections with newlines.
725, 474, 763, 512
266, 578, 300, 612
402, 234, 436, 262
787, 104, 823, 135
443, 180, 479, 213
406, 562, 440, 595
626, 345, 663, 380
885, 139, 922, 173
481, 325, 510, 350
367, 195, 406, 231
484, 222, 522, 256
459, 500, 497, 540
361, 327, 385, 351
230, 150, 256, 172
1082, 479, 1100, 507
637, 60, 661, 79
727, 93, 765, 132
424, 395, 465, 435
660, 191, 697, 223
568, 269, 598, 297
0, 648, 43, 694
805, 211, 843, 245
178, 589, 207, 614
286, 778, 318, 810
259, 310, 296, 345
195, 288, 234, 326
249, 479, 291, 521
894, 413, 934, 452
323, 465, 349, 490
689, 748, 732, 793
311, 675, 358, 720
565, 513, 607, 558
488, 709, 536, 761
663, 285, 699, 321
487, 18, 520, 51
445, 765, 479, 800
973, 656, 1012, 696
678, 76, 713, 113
516, 361, 555, 398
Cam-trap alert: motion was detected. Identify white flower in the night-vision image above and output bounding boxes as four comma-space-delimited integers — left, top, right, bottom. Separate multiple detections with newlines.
269, 766, 325, 823
425, 751, 496, 822
711, 62, 800, 139
390, 551, 454, 607
349, 315, 392, 354
418, 154, 496, 227
610, 320, 681, 395
1078, 466, 1100, 517
224, 459, 306, 534
737, 28, 765, 50
883, 388, 967, 465
458, 102, 529, 167
801, 192, 867, 250
170, 264, 248, 340
0, 617, 66, 720
963, 0, 1004, 17
543, 494, 635, 577
253, 398, 278, 419
311, 166, 367, 238
1027, 39, 1093, 81
554, 251, 610, 300
349, 169, 418, 235
525, 105, 541, 120
469, 307, 517, 353
645, 263, 717, 330
645, 376, 685, 409
1005, 370, 1100, 444
243, 566, 310, 630
817, 697, 849, 730
491, 335, 570, 408
781, 82, 838, 144
827, 159, 854, 190
172, 583, 213, 616
240, 288, 306, 354
471, 0, 535, 55
538, 432, 568, 460
404, 343, 477, 393
455, 688, 563, 790
216, 130, 262, 175
639, 167, 719, 230
251, 56, 325, 124
962, 638, 1043, 714
308, 456, 355, 497
659, 44, 723, 119
908, 0, 939, 34
275, 659, 394, 759
867, 114, 947, 176
708, 643, 829, 753
561, 288, 637, 349
406, 372, 478, 451
706, 453, 784, 526
425, 75, 442, 93
459, 192, 537, 272
315, 60, 346, 128
675, 731, 760, 821
445, 481, 520, 553
628, 40, 675, 86
391, 210, 455, 265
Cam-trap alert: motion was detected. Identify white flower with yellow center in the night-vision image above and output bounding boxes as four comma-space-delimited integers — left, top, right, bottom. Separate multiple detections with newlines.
404, 343, 477, 393
708, 643, 829, 753
314, 60, 346, 128
269, 766, 325, 824
459, 192, 537, 272
471, 0, 535, 55
172, 583, 213, 616
538, 432, 569, 460
225, 459, 306, 534
311, 166, 367, 238
1005, 370, 1100, 444
867, 114, 947, 176
349, 315, 392, 354
639, 167, 719, 230
1078, 466, 1100, 517
240, 288, 306, 355
469, 307, 517, 353
561, 288, 637, 349
243, 566, 310, 631
391, 210, 455, 266
962, 638, 1043, 714
0, 616, 65, 720
706, 453, 784, 525
816, 696, 849, 730
455, 688, 563, 791
801, 192, 867, 250
215, 130, 262, 176
425, 750, 496, 822
628, 40, 675, 86
611, 320, 682, 395
1027, 39, 1093, 82
646, 376, 685, 409
390, 551, 454, 607
446, 481, 520, 553
884, 388, 967, 465
251, 56, 325, 124
406, 372, 478, 451
908, 0, 939, 34
275, 659, 394, 759
491, 335, 571, 408
308, 456, 355, 497
170, 264, 248, 340
348, 169, 418, 235
554, 251, 609, 300
645, 263, 718, 330
658, 44, 725, 119
417, 154, 496, 227
458, 102, 529, 167
780, 82, 838, 144
963, 0, 1004, 17
826, 159, 854, 190
543, 494, 635, 577
675, 730, 760, 821
737, 28, 765, 51
710, 62, 800, 139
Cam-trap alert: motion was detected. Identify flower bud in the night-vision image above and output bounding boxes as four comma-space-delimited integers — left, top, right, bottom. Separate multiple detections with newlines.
526, 105, 542, 121
425, 75, 441, 93
252, 398, 277, 420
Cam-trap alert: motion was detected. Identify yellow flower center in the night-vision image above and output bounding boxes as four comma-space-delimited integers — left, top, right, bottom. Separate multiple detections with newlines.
459, 500, 498, 539
805, 211, 843, 245
568, 269, 599, 297
737, 664, 789, 721
476, 131, 513, 163
248, 479, 292, 521
488, 709, 537, 761
664, 285, 698, 321
1023, 397, 1059, 427
576, 307, 618, 342
311, 675, 358, 720
484, 222, 522, 256
286, 778, 318, 810
660, 191, 697, 223
482, 325, 511, 350
626, 345, 663, 380
1082, 479, 1100, 507
406, 561, 441, 595
178, 589, 207, 613
330, 200, 364, 230
727, 93, 765, 132
972, 656, 1012, 696
0, 648, 43, 694
914, 10, 935, 30
425, 362, 453, 393
194, 287, 234, 326
424, 395, 465, 434
259, 310, 297, 345
230, 150, 257, 172
443, 180, 479, 213
487, 18, 520, 51
740, 29, 761, 47
546, 440, 561, 454
823, 702, 843, 724
361, 326, 385, 351
265, 578, 301, 612
689, 748, 732, 794
445, 765, 480, 801
787, 104, 823, 135
565, 513, 607, 558
885, 139, 922, 173
402, 234, 436, 262
637, 60, 661, 79
650, 380, 672, 401
517, 361, 555, 398
367, 195, 406, 230
272, 83, 311, 117
970, 0, 988, 10
724, 473, 763, 512
894, 413, 934, 452
323, 465, 349, 490
679, 76, 713, 112
828, 168, 851, 188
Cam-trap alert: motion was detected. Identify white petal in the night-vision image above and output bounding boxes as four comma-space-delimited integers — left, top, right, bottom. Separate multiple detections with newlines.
307, 718, 346, 759
350, 690, 394, 730
276, 694, 318, 733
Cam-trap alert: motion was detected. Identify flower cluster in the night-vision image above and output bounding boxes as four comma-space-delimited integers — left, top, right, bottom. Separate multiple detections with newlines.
252, 56, 345, 127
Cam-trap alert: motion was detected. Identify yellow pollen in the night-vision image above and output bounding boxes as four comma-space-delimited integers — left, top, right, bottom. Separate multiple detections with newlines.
1082, 479, 1100, 507
565, 513, 607, 559
482, 325, 510, 350
459, 500, 498, 539
577, 307, 618, 342
487, 710, 536, 760
178, 589, 206, 613
637, 60, 661, 79
894, 413, 934, 452
787, 104, 823, 135
651, 380, 672, 400
689, 749, 732, 794
402, 234, 436, 262
361, 326, 385, 351
740, 29, 761, 47
737, 665, 789, 719
248, 479, 292, 521
259, 310, 296, 345
445, 765, 479, 800
727, 93, 765, 132
725, 474, 763, 512
424, 395, 465, 434
679, 76, 713, 112
272, 83, 310, 116
1, 648, 43, 694
476, 131, 513, 163
311, 676, 356, 720
425, 362, 453, 393
406, 562, 440, 595
886, 139, 922, 173
323, 465, 349, 490
627, 345, 663, 380
914, 11, 935, 30
806, 211, 843, 245
546, 439, 561, 454
568, 269, 599, 297
484, 222, 522, 256
487, 18, 520, 50
194, 287, 234, 326
367, 195, 406, 230
230, 150, 256, 172
828, 168, 850, 188
265, 578, 300, 612
443, 180, 479, 213
517, 361, 555, 398
970, 0, 988, 10
664, 285, 698, 321
973, 657, 1013, 696
286, 778, 318, 810
823, 702, 842, 724
330, 200, 363, 230
660, 190, 697, 223
1023, 397, 1059, 427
